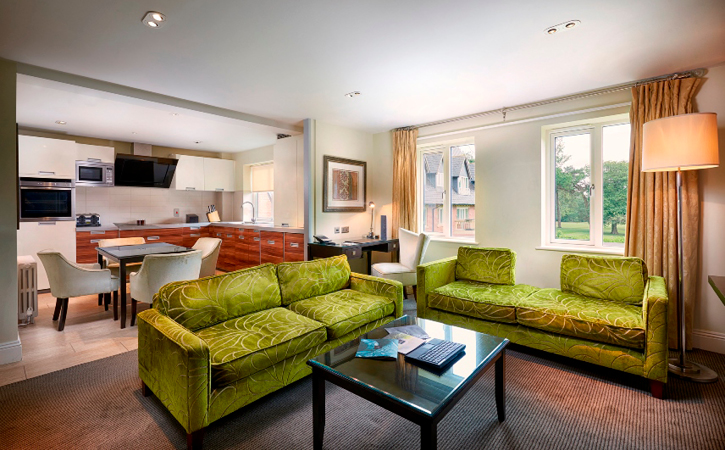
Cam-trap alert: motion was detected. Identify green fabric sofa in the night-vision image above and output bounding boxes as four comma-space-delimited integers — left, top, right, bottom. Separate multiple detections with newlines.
137, 255, 403, 449
417, 247, 669, 398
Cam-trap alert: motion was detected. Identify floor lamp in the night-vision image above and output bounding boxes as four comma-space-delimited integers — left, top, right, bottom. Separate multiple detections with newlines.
642, 112, 720, 383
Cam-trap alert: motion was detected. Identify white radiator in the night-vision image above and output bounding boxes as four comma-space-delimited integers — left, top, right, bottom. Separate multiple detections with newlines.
18, 255, 38, 324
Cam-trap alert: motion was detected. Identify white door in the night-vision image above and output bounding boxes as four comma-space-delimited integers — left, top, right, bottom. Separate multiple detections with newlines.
172, 155, 205, 191
203, 158, 235, 192
19, 136, 77, 179
17, 221, 77, 291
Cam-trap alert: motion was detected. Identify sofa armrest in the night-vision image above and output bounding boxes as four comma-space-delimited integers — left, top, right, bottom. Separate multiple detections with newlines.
350, 273, 404, 318
416, 257, 457, 319
642, 276, 669, 382
137, 309, 211, 433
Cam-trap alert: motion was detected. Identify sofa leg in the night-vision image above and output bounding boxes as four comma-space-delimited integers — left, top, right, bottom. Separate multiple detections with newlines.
650, 380, 665, 399
187, 428, 205, 450
141, 381, 151, 397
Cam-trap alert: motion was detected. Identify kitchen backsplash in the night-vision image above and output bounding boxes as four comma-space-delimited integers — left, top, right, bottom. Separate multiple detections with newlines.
75, 186, 230, 225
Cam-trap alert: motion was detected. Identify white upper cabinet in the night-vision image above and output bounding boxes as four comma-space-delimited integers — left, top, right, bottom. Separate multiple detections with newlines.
172, 154, 206, 191
274, 136, 303, 227
203, 158, 235, 192
76, 143, 115, 163
18, 136, 77, 179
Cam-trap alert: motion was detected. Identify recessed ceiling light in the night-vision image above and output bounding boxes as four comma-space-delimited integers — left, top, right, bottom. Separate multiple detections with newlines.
194, 141, 202, 144
171, 113, 179, 116
344, 91, 361, 98
131, 132, 138, 135
55, 120, 66, 125
544, 20, 580, 35
142, 11, 166, 29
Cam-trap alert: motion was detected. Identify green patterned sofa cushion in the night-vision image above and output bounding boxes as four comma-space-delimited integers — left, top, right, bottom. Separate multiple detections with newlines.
196, 307, 327, 386
429, 280, 538, 324
287, 289, 395, 339
516, 288, 645, 349
277, 255, 351, 305
455, 247, 516, 285
155, 264, 282, 331
560, 254, 647, 305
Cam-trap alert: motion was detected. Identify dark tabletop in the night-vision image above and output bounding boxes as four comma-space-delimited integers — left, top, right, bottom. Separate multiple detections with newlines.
308, 316, 508, 417
96, 242, 192, 261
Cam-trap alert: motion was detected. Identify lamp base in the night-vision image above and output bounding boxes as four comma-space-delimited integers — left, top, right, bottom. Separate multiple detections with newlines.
668, 357, 718, 383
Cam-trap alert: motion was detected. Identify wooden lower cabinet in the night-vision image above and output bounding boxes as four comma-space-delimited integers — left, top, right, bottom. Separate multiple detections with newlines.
182, 225, 208, 248
208, 228, 304, 271
284, 233, 305, 262
120, 227, 184, 246
210, 227, 237, 271
76, 229, 119, 263
260, 231, 285, 264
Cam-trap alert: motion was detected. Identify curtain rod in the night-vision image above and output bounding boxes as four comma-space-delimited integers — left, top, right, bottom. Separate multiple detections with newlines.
399, 68, 706, 131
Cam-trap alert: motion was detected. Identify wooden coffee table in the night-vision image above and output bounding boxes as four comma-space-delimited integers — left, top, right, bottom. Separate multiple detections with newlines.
307, 316, 508, 450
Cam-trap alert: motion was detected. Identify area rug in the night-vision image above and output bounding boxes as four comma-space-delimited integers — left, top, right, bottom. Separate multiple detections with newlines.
1, 346, 723, 449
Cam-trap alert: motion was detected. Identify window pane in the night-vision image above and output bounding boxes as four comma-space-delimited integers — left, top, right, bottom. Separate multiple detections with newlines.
602, 124, 630, 247
554, 133, 591, 241
255, 191, 274, 221
450, 144, 475, 238
422, 151, 445, 234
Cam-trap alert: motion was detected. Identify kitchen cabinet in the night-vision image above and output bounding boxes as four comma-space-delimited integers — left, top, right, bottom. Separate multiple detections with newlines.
18, 136, 77, 179
76, 144, 115, 164
203, 158, 235, 192
18, 221, 77, 290
237, 228, 261, 269
260, 231, 285, 264
273, 135, 303, 227
120, 227, 184, 247
76, 229, 119, 264
210, 226, 238, 271
172, 155, 206, 191
182, 225, 209, 248
283, 233, 305, 262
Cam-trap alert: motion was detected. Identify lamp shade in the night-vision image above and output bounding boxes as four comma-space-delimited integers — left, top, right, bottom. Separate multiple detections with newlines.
642, 112, 719, 172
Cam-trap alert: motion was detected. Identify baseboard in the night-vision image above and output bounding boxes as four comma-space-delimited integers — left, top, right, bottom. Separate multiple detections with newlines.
692, 329, 725, 355
0, 335, 22, 365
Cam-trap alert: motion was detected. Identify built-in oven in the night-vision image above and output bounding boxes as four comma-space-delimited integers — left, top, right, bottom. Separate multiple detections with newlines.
75, 160, 114, 186
19, 178, 75, 222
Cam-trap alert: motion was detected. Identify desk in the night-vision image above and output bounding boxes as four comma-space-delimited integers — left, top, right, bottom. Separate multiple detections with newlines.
97, 242, 192, 328
308, 238, 399, 274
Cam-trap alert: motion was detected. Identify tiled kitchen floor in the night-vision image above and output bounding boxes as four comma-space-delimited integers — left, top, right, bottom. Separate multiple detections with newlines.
0, 289, 143, 387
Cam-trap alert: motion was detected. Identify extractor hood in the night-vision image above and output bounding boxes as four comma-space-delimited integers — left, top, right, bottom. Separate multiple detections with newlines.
114, 154, 178, 188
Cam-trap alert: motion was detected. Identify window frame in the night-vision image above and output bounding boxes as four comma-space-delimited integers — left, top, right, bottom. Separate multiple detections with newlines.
417, 137, 475, 240
541, 113, 629, 254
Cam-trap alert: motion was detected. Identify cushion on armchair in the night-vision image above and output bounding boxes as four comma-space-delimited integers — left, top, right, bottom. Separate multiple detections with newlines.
560, 254, 647, 305
288, 289, 395, 339
455, 247, 516, 285
196, 307, 327, 386
154, 263, 282, 331
277, 255, 351, 305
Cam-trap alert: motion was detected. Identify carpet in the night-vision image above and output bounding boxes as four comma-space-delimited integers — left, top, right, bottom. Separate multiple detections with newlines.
1, 346, 724, 450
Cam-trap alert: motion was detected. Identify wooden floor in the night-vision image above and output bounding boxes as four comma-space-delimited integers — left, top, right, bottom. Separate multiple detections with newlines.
0, 289, 144, 387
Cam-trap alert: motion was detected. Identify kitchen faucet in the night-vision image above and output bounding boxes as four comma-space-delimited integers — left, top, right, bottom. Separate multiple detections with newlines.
242, 201, 256, 223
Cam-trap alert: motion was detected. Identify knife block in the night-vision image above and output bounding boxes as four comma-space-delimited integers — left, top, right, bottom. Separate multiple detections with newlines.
206, 211, 220, 222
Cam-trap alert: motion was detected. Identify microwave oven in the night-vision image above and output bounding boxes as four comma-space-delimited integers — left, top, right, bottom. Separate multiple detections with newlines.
75, 160, 114, 186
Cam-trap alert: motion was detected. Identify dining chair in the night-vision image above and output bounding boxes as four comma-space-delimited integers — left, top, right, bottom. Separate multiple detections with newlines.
129, 249, 203, 326
95, 237, 146, 311
37, 250, 119, 331
192, 237, 222, 278
371, 228, 431, 301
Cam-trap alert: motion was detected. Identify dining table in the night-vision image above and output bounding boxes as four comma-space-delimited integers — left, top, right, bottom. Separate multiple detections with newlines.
96, 242, 193, 328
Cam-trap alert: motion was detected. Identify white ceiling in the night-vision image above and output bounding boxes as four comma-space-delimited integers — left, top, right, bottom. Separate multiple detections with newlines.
2, 0, 725, 137
16, 74, 292, 152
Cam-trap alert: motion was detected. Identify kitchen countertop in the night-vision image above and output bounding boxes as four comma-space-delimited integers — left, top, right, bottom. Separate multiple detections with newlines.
76, 222, 305, 234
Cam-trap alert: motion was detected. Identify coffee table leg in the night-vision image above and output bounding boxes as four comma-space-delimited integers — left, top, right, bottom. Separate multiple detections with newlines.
496, 351, 505, 422
120, 262, 127, 329
421, 423, 437, 450
313, 372, 325, 450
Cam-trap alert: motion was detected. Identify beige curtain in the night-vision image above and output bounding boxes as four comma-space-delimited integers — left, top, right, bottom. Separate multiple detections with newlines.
625, 78, 702, 349
392, 128, 418, 238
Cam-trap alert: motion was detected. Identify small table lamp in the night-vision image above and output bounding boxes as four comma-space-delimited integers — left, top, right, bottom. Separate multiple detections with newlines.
367, 202, 376, 238
642, 112, 720, 383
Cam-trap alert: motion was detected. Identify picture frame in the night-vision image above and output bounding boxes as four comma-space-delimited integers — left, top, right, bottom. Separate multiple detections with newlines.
323, 155, 367, 212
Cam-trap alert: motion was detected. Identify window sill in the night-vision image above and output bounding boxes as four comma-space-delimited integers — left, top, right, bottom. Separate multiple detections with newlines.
429, 236, 478, 245
536, 245, 624, 256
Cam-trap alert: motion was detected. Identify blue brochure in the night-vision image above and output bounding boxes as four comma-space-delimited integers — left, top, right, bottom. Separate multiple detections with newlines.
355, 339, 398, 360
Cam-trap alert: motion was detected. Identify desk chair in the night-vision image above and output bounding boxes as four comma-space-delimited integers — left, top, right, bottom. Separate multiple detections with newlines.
371, 229, 430, 301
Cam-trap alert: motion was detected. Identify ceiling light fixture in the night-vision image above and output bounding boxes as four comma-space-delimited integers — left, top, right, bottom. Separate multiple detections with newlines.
170, 113, 179, 116
55, 120, 66, 125
142, 11, 166, 29
344, 91, 361, 98
544, 20, 580, 35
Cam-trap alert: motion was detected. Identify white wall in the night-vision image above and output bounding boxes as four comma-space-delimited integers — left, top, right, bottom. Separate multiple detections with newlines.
693, 63, 725, 353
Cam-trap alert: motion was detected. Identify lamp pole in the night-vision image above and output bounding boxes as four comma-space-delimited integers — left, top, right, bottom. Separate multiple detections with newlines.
368, 202, 375, 238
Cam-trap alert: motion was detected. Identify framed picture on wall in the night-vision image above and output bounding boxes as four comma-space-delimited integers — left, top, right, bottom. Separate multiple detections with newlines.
323, 155, 367, 212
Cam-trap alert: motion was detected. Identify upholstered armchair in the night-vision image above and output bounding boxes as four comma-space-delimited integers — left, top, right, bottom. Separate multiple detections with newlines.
192, 237, 222, 278
129, 250, 203, 326
37, 250, 119, 331
371, 228, 431, 300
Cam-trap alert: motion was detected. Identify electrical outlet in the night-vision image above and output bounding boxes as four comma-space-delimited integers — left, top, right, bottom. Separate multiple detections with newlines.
341, 226, 349, 233
334, 227, 340, 234
173, 208, 180, 217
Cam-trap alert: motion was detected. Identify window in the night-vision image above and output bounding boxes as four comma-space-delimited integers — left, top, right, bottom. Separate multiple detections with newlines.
249, 162, 274, 222
542, 114, 630, 252
419, 140, 475, 239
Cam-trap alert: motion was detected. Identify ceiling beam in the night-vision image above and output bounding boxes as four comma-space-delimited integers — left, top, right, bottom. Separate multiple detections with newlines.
16, 62, 303, 133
